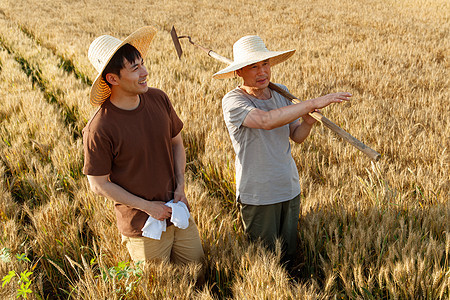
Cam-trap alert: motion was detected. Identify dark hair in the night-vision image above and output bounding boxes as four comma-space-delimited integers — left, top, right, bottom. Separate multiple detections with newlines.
102, 43, 142, 87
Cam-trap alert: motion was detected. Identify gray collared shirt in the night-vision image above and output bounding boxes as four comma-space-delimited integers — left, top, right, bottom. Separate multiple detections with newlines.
222, 84, 301, 205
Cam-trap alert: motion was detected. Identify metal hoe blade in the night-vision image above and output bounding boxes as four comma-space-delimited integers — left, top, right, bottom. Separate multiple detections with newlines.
170, 26, 183, 59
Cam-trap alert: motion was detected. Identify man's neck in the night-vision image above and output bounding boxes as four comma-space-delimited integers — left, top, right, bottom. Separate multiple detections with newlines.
110, 92, 141, 110
240, 85, 271, 100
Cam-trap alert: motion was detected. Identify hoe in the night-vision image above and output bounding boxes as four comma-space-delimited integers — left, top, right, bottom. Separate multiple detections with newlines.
170, 26, 381, 161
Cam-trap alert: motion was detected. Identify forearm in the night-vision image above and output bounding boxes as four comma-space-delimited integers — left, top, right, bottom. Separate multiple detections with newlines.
87, 175, 172, 220
259, 100, 315, 130
243, 92, 351, 130
290, 121, 314, 144
171, 133, 190, 207
90, 178, 149, 211
172, 139, 186, 189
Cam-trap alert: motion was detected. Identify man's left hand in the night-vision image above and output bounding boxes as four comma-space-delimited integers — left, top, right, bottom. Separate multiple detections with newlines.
173, 185, 190, 211
302, 109, 320, 125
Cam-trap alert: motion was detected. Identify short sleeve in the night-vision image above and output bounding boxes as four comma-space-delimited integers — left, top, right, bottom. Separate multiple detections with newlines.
164, 95, 183, 137
222, 90, 255, 129
82, 128, 113, 176
273, 84, 300, 126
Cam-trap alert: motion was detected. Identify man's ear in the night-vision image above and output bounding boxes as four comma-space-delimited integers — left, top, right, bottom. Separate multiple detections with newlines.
105, 73, 120, 86
236, 69, 242, 77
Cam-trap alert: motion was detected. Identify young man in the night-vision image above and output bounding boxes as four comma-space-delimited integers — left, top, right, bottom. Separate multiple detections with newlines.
213, 35, 351, 269
83, 26, 204, 265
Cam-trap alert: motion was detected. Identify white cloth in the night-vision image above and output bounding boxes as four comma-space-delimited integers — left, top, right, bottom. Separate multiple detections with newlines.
165, 200, 190, 229
141, 200, 190, 240
141, 215, 166, 240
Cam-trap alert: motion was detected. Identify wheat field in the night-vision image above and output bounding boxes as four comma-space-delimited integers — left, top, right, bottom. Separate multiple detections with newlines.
0, 0, 448, 299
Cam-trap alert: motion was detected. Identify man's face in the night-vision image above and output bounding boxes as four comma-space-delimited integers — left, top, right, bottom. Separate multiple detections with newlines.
237, 59, 271, 89
116, 57, 149, 95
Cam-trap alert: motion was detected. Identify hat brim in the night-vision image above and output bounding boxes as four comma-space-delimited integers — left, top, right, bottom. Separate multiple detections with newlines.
212, 49, 295, 79
90, 26, 157, 106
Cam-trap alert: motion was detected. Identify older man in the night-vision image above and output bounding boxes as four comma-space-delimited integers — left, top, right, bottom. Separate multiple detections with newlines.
213, 35, 351, 269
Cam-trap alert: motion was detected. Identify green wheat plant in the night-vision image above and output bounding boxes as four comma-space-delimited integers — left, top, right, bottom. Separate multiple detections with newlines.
1, 251, 34, 299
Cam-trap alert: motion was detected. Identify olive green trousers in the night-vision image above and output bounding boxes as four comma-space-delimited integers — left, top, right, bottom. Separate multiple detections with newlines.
240, 194, 301, 263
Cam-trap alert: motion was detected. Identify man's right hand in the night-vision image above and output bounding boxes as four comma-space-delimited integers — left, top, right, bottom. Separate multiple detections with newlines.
313, 92, 352, 109
143, 201, 172, 221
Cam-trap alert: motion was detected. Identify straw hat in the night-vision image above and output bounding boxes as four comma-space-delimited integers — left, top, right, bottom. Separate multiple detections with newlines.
213, 35, 295, 79
88, 26, 157, 106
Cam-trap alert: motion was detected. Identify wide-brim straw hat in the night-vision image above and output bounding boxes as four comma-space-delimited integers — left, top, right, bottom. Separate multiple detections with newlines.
213, 35, 295, 79
88, 26, 157, 106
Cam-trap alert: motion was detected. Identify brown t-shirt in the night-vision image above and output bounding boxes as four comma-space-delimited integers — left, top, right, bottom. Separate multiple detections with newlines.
82, 88, 183, 237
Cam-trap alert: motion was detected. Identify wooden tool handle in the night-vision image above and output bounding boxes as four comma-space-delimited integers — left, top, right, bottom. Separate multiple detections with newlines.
269, 83, 381, 161
208, 50, 233, 64
314, 113, 381, 161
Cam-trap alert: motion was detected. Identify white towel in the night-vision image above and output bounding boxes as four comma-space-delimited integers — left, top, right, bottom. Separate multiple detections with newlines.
166, 200, 190, 229
141, 200, 190, 240
141, 215, 167, 240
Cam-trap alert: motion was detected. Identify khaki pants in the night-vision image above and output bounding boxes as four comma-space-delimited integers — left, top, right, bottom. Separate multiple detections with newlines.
240, 194, 300, 263
122, 216, 204, 265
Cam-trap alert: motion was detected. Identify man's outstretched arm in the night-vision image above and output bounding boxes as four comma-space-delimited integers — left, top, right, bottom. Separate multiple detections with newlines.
87, 174, 172, 221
